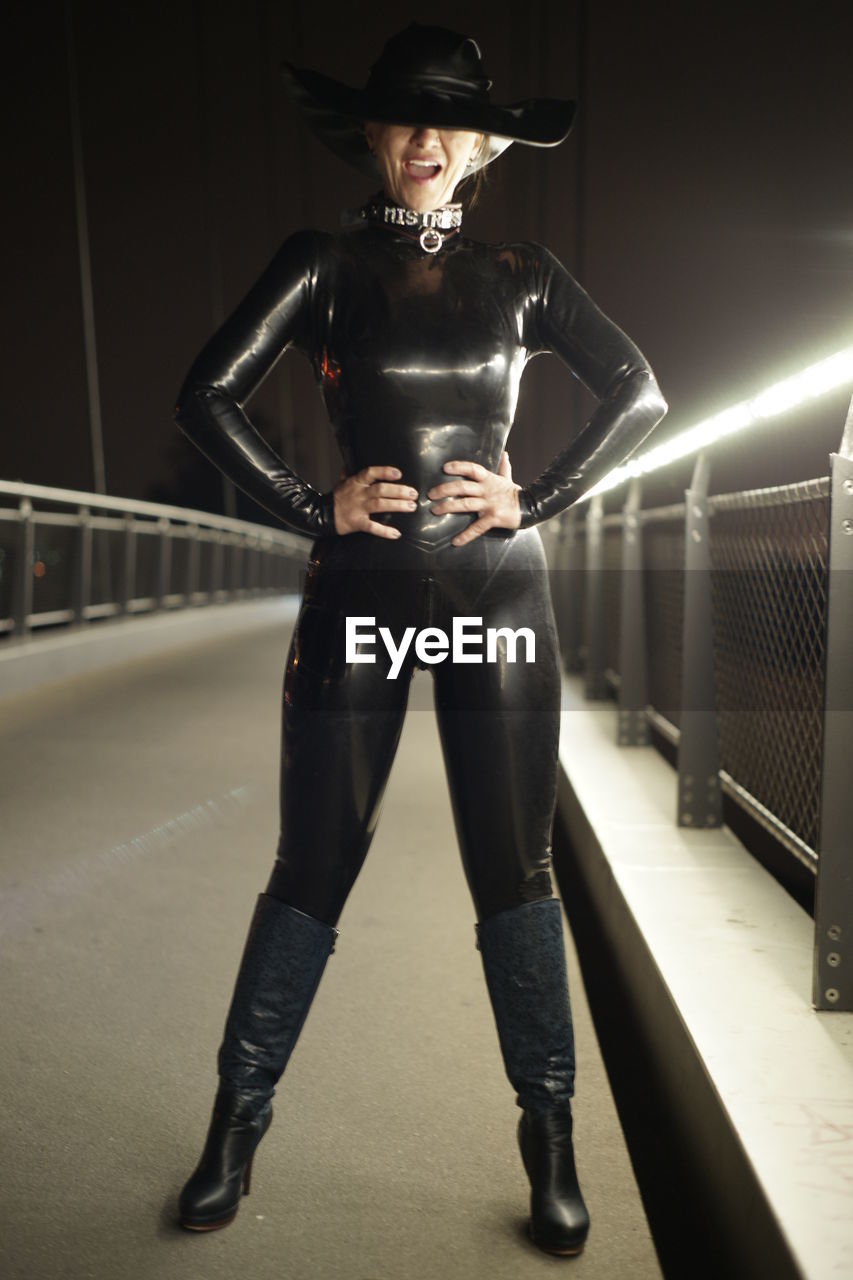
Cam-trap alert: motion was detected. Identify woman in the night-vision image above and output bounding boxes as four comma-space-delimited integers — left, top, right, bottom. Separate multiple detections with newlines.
174, 23, 666, 1257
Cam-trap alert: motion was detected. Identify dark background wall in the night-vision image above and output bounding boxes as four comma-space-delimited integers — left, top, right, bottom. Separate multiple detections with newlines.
5, 0, 853, 518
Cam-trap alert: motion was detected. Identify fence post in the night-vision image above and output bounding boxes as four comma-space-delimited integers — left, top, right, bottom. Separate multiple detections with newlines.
813, 405, 853, 1011
618, 478, 649, 745
212, 534, 224, 598
249, 540, 260, 594
156, 518, 171, 610
584, 494, 607, 699
260, 541, 272, 592
186, 525, 200, 604
560, 510, 584, 673
72, 506, 92, 624
119, 515, 136, 614
13, 498, 35, 636
678, 453, 723, 828
543, 517, 567, 667
227, 538, 239, 598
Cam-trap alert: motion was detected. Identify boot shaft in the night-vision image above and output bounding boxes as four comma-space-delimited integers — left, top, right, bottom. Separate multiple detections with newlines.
476, 897, 575, 1112
217, 893, 338, 1099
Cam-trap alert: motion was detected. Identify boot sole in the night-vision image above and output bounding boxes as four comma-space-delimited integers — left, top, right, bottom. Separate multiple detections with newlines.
180, 1211, 238, 1231
528, 1223, 586, 1256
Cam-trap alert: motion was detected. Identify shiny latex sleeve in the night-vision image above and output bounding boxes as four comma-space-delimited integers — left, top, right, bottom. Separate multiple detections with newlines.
516, 245, 668, 527
173, 230, 336, 538
173, 226, 666, 540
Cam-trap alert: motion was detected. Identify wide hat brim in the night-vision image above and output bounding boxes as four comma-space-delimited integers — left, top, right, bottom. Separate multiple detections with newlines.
281, 63, 576, 179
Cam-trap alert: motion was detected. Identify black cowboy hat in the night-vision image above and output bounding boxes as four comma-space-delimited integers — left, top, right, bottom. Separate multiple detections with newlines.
281, 23, 576, 179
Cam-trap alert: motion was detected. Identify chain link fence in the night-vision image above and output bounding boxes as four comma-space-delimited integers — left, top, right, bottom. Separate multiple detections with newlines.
709, 480, 829, 855
553, 480, 829, 865
547, 414, 853, 1011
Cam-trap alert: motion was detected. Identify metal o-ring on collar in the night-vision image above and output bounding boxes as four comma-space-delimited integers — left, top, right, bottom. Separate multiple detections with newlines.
419, 227, 444, 254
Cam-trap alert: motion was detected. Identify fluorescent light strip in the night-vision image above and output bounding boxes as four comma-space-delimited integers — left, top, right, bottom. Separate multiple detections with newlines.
584, 343, 853, 499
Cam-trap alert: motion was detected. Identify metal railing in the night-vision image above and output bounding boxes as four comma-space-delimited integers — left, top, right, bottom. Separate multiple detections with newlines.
545, 395, 853, 1012
0, 480, 309, 638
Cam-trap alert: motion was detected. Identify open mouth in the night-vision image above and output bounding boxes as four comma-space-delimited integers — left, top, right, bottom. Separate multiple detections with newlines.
403, 159, 443, 183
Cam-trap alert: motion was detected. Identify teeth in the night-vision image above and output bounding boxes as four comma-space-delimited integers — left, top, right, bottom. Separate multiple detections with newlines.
409, 160, 440, 169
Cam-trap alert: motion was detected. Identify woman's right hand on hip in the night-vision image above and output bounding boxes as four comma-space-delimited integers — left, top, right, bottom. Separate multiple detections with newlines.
332, 466, 418, 538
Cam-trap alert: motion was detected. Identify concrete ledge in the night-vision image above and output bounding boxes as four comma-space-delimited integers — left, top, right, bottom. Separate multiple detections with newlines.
0, 596, 300, 701
556, 675, 853, 1280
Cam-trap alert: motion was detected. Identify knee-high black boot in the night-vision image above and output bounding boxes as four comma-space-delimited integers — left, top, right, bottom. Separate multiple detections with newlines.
476, 897, 590, 1257
178, 893, 338, 1231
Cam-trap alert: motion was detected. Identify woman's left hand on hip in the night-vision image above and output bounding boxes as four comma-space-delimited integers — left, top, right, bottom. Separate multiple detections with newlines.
428, 451, 522, 547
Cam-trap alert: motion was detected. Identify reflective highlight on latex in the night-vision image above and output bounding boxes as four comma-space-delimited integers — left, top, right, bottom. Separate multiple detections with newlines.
174, 226, 666, 544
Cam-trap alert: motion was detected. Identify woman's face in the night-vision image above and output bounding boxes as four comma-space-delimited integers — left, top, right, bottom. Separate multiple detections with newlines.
364, 122, 483, 211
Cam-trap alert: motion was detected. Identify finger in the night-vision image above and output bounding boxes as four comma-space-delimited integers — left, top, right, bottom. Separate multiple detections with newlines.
358, 465, 403, 484
431, 496, 488, 515
451, 516, 493, 547
498, 451, 513, 480
368, 496, 418, 513
442, 459, 485, 480
371, 482, 419, 500
365, 521, 402, 539
427, 480, 482, 500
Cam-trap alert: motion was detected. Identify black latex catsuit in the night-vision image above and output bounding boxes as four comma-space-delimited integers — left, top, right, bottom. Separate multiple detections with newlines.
175, 216, 666, 927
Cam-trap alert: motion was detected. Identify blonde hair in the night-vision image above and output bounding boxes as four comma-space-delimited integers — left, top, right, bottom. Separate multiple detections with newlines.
460, 135, 490, 210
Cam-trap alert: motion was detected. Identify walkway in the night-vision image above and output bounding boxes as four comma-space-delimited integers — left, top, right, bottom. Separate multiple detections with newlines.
1, 606, 661, 1279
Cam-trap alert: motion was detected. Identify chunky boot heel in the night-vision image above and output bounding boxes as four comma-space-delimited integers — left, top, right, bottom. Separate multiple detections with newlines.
179, 1089, 273, 1231
476, 898, 590, 1256
177, 894, 338, 1232
518, 1108, 590, 1255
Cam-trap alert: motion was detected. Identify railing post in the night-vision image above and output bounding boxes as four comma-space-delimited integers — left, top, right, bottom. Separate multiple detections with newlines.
233, 538, 244, 597
814, 415, 853, 1010
72, 506, 92, 624
566, 509, 585, 673
212, 534, 225, 598
554, 510, 584, 673
259, 541, 271, 593
186, 525, 200, 604
156, 518, 171, 610
119, 514, 136, 614
225, 540, 235, 599
14, 498, 35, 636
678, 453, 723, 827
249, 540, 260, 594
584, 494, 607, 699
618, 478, 649, 745
544, 517, 565, 664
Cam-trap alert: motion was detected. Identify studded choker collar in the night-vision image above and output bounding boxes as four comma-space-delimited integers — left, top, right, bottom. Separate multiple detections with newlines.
356, 196, 463, 254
